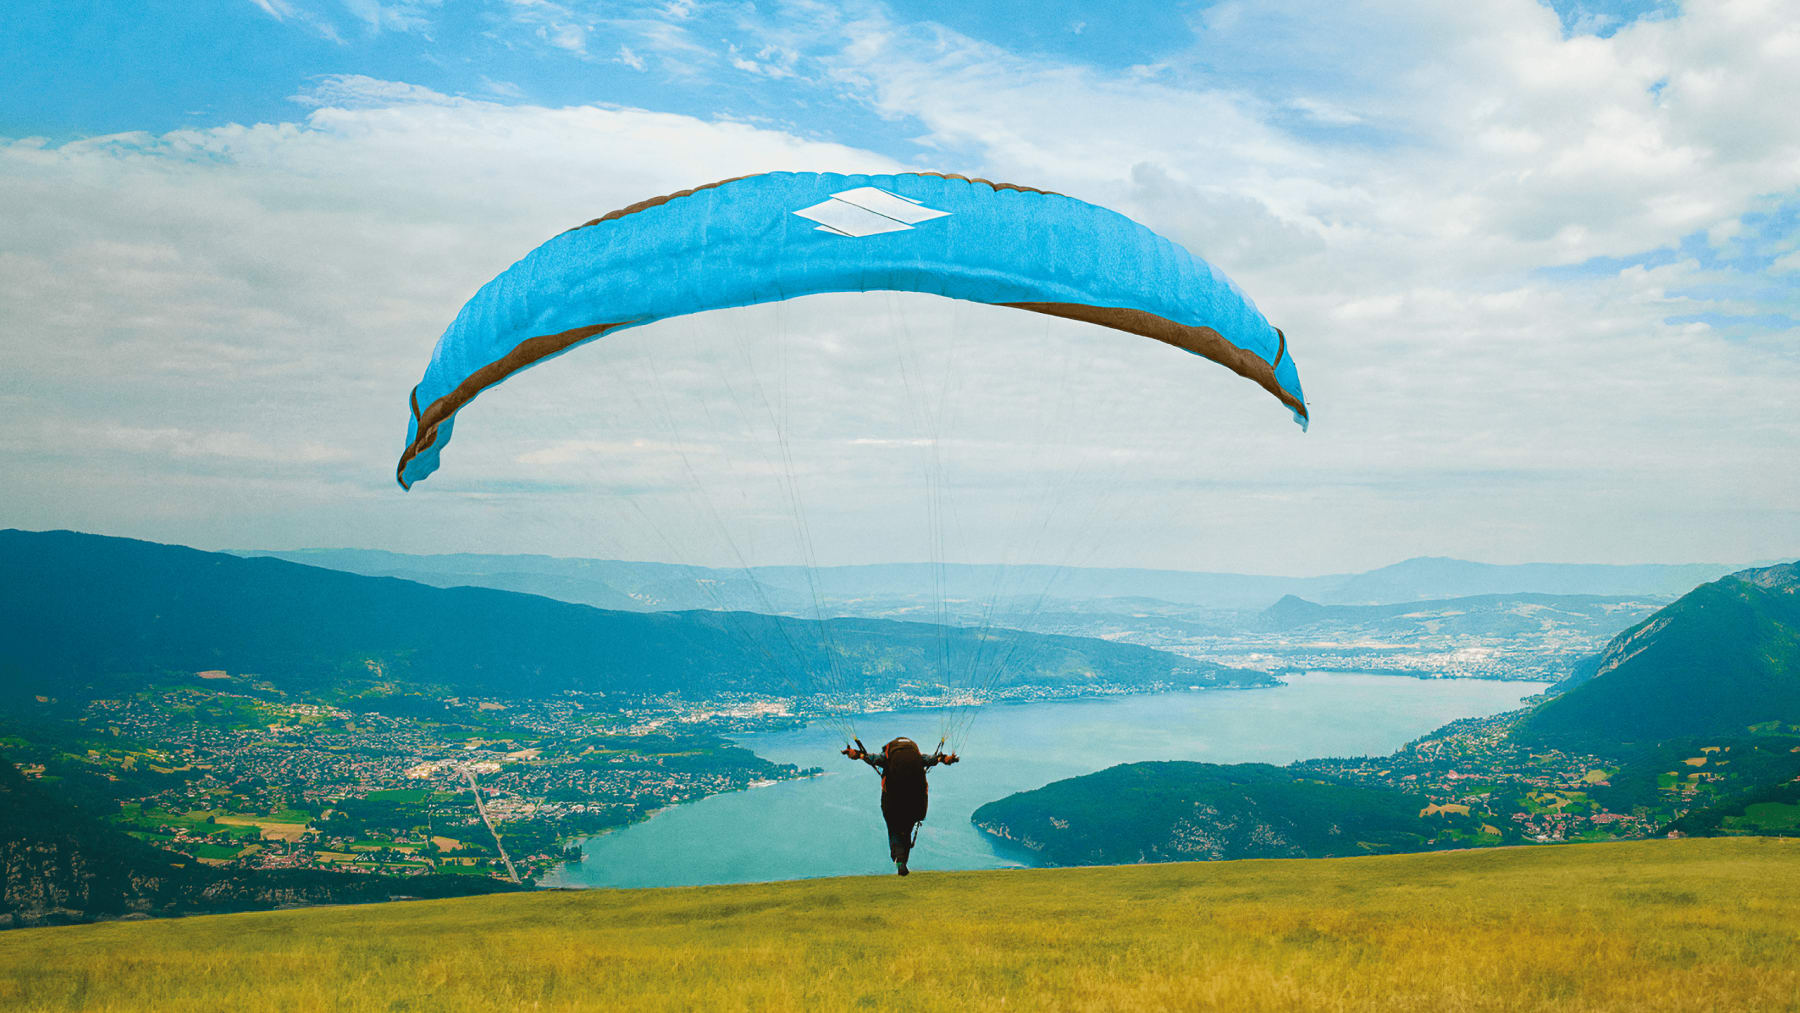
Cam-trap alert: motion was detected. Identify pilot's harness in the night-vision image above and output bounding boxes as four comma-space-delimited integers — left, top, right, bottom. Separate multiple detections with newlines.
854, 736, 947, 844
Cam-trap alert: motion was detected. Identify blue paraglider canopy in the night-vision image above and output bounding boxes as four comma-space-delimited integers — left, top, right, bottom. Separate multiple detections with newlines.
396, 171, 1307, 488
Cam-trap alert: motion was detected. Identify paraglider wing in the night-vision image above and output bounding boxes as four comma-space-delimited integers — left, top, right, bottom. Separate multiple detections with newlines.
396, 171, 1308, 488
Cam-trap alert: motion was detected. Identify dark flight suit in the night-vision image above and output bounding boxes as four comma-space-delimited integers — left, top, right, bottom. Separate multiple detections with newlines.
857, 741, 947, 866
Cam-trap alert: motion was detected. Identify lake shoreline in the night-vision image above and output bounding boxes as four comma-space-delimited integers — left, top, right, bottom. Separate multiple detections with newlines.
546, 673, 1550, 889
544, 677, 1292, 875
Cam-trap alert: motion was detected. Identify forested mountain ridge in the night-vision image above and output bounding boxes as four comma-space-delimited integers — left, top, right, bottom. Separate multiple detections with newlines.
1, 529, 1254, 702
1515, 561, 1800, 751
973, 762, 1435, 865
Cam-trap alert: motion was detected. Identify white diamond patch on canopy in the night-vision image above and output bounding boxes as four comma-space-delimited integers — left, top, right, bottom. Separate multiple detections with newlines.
793, 187, 951, 237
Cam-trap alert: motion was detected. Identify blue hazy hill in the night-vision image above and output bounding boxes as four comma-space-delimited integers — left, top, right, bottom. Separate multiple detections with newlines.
241, 547, 1748, 615
1, 529, 1257, 701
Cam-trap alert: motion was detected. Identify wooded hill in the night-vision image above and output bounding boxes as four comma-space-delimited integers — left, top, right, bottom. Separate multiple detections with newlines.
974, 761, 1431, 865
1515, 562, 1800, 752
1, 529, 1260, 703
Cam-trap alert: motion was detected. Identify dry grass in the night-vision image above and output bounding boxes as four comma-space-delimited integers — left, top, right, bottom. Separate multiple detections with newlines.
3, 838, 1798, 1012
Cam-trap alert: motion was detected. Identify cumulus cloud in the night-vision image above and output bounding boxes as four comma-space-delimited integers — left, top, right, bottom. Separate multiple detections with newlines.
731, 0, 1800, 566
793, 0, 1800, 272
0, 94, 899, 557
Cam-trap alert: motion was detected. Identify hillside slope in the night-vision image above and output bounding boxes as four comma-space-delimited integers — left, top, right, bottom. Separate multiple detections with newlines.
1516, 561, 1800, 751
1, 530, 1252, 700
1, 838, 1794, 1011
972, 761, 1434, 864
0, 751, 522, 928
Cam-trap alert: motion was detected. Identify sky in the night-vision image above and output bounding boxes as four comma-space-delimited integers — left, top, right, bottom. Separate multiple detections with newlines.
1, 0, 1796, 575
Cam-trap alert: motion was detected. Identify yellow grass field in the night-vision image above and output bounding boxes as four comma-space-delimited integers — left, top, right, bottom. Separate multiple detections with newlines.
2, 838, 1797, 1012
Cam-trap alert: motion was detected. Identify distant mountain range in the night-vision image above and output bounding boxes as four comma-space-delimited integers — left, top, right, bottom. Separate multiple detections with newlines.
1256, 591, 1660, 640
237, 548, 1750, 616
0, 529, 1256, 702
1319, 557, 1747, 606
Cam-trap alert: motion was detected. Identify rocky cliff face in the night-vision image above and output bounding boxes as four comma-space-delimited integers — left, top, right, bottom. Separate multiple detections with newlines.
0, 841, 187, 927
0, 762, 192, 927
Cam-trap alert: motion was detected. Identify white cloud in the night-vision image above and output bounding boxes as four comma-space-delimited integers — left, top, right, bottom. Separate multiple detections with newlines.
246, 0, 348, 43
720, 0, 1800, 566
0, 94, 899, 557
729, 44, 801, 79
294, 74, 461, 107
1285, 97, 1362, 126
500, 0, 594, 57
249, 0, 298, 20
604, 16, 716, 75
481, 76, 527, 99
338, 0, 442, 35
793, 0, 1800, 279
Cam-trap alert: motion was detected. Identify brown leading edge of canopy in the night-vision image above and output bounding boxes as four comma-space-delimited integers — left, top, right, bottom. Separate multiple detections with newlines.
1001, 302, 1309, 422
396, 320, 630, 489
563, 172, 1062, 234
398, 301, 1305, 488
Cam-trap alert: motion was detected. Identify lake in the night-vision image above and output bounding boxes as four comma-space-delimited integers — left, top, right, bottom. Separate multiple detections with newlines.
545, 672, 1549, 888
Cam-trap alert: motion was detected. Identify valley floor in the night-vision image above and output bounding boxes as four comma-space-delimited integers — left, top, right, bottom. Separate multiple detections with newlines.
2, 837, 1796, 1012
